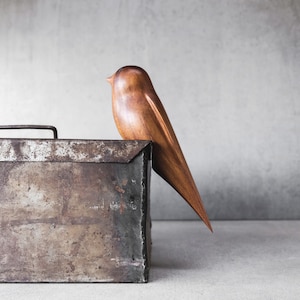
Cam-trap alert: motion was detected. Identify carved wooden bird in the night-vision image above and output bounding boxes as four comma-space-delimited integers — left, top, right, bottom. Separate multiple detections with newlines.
107, 66, 212, 231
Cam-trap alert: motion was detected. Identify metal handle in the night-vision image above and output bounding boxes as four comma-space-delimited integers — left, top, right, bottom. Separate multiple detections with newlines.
0, 125, 58, 139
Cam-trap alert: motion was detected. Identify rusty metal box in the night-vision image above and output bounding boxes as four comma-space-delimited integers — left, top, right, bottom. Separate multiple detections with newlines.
0, 139, 152, 283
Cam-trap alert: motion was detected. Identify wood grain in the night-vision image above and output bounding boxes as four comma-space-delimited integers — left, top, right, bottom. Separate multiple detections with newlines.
108, 66, 212, 232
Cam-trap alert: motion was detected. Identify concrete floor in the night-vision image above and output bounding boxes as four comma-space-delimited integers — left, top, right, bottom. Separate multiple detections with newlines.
0, 221, 299, 299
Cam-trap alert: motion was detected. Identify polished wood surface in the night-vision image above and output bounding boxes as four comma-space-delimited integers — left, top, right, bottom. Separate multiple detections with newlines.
108, 66, 212, 231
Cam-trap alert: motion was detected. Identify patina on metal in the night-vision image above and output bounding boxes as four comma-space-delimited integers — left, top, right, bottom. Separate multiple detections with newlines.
0, 136, 152, 283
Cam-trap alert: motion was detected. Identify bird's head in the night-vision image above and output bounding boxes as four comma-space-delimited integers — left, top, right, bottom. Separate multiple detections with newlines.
107, 66, 155, 95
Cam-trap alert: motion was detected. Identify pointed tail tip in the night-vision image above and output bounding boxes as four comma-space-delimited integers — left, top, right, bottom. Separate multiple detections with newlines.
195, 206, 213, 232
205, 220, 213, 233
199, 212, 213, 232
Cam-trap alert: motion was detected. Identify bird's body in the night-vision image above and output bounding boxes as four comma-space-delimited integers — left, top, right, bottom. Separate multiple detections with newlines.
108, 66, 212, 232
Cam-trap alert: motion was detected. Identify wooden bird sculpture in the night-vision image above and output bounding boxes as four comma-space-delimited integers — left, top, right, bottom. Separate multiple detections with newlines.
108, 66, 212, 232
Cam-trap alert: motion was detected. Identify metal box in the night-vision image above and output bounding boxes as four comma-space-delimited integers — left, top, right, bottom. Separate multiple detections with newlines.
0, 138, 152, 283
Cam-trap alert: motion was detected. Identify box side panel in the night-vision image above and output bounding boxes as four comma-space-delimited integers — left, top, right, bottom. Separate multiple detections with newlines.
109, 145, 152, 282
0, 148, 151, 282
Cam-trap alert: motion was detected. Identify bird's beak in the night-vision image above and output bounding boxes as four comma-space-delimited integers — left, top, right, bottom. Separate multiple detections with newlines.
107, 74, 114, 85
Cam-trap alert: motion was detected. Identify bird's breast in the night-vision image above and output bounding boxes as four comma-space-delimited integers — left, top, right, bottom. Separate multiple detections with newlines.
112, 91, 154, 140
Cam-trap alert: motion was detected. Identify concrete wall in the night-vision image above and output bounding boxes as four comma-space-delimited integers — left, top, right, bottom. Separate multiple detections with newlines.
0, 0, 299, 220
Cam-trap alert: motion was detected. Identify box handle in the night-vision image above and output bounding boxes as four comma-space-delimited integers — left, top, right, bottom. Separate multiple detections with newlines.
0, 125, 58, 139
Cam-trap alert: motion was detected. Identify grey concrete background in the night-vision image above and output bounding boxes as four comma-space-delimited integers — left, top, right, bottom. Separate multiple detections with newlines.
0, 0, 299, 220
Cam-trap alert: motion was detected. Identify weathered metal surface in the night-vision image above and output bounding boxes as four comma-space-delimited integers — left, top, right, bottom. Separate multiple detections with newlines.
0, 139, 150, 163
0, 139, 152, 283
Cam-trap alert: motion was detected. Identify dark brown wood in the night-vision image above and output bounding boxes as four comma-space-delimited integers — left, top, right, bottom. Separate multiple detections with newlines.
108, 66, 212, 232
